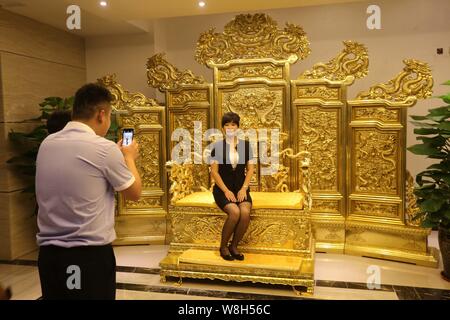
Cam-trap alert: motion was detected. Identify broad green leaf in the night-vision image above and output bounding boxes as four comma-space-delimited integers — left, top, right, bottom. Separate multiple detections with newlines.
407, 144, 441, 156
421, 219, 437, 229
413, 128, 439, 135
419, 198, 445, 212
438, 122, 450, 131
443, 80, 450, 86
410, 115, 427, 120
427, 163, 450, 171
416, 136, 446, 147
441, 175, 450, 185
428, 115, 449, 122
429, 106, 450, 116
410, 121, 436, 128
438, 93, 450, 104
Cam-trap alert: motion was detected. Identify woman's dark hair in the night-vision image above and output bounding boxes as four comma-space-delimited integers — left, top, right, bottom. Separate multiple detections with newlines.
221, 112, 240, 128
72, 83, 113, 120
47, 110, 72, 134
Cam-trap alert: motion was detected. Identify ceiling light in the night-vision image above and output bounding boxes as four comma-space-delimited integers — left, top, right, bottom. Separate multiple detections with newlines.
198, 1, 206, 7
100, 1, 107, 7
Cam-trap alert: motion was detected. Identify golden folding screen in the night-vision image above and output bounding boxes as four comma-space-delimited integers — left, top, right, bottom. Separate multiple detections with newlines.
99, 13, 439, 267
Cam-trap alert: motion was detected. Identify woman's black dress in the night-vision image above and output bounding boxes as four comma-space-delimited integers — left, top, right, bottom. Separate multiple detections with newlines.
210, 139, 254, 211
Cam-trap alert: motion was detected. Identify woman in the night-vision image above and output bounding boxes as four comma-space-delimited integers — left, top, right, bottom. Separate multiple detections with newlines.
210, 112, 255, 261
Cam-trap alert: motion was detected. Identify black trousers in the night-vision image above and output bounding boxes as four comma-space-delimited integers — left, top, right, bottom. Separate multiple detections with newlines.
38, 244, 116, 300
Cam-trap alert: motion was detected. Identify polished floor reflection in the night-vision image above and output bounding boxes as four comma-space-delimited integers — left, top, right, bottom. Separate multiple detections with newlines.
0, 231, 449, 300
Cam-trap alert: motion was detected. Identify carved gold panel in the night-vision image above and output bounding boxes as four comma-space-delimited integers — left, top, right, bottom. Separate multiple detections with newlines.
351, 200, 400, 219
170, 89, 209, 106
219, 87, 284, 129
170, 208, 310, 251
219, 63, 284, 81
296, 106, 339, 192
313, 200, 340, 214
352, 106, 400, 123
352, 129, 400, 195
296, 85, 340, 101
169, 107, 210, 189
169, 206, 311, 253
114, 214, 167, 245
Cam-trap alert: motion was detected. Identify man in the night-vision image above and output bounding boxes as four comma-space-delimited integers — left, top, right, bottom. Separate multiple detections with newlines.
36, 83, 141, 300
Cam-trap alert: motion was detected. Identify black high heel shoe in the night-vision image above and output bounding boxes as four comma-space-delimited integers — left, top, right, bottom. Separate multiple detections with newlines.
220, 248, 234, 261
228, 246, 244, 261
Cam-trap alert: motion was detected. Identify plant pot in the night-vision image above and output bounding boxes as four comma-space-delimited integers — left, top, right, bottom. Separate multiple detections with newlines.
438, 225, 450, 282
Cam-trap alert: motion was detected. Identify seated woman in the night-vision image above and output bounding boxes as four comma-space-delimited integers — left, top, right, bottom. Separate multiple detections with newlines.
209, 112, 255, 261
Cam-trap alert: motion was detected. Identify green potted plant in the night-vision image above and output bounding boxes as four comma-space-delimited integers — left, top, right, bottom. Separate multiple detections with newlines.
408, 80, 450, 281
7, 97, 120, 212
7, 97, 74, 198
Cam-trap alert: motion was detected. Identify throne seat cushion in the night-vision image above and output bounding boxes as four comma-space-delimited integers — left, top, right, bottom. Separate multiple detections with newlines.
175, 191, 304, 209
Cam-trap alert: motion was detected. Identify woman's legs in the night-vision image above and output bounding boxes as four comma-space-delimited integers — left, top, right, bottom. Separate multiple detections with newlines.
220, 203, 240, 256
230, 201, 251, 255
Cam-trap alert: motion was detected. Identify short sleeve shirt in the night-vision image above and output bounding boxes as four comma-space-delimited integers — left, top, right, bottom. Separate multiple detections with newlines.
36, 121, 135, 247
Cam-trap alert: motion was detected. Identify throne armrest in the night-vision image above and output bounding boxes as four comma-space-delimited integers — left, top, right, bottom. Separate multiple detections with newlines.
165, 160, 195, 205
278, 148, 312, 211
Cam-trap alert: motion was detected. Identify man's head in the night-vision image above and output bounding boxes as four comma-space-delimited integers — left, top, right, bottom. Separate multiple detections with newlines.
72, 83, 114, 136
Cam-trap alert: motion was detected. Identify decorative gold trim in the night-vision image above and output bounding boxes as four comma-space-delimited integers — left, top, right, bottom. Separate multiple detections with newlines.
147, 53, 205, 91
166, 160, 195, 204
405, 170, 423, 227
345, 220, 430, 236
355, 59, 433, 102
299, 41, 369, 81
195, 13, 311, 65
345, 244, 439, 268
98, 74, 159, 110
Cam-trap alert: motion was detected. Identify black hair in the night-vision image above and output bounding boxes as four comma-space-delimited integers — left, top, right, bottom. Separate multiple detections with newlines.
72, 83, 113, 120
221, 112, 240, 128
47, 110, 72, 134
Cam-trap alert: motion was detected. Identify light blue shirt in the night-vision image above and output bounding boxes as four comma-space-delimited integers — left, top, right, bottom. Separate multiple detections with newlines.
36, 121, 135, 247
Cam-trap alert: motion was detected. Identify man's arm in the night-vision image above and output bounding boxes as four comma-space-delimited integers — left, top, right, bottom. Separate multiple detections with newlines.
118, 139, 142, 201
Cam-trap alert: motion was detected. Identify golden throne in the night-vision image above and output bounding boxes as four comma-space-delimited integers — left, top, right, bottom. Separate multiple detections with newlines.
149, 14, 317, 294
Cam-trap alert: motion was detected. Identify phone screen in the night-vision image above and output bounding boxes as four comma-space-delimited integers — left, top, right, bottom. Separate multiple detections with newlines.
122, 129, 134, 146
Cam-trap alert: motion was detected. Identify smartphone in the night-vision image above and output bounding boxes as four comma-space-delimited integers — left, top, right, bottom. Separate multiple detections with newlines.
122, 128, 134, 146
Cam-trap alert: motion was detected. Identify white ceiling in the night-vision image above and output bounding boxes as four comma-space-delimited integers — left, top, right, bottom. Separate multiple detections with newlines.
0, 0, 369, 37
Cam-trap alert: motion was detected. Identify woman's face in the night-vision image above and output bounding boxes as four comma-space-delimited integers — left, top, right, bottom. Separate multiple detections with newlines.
223, 121, 238, 137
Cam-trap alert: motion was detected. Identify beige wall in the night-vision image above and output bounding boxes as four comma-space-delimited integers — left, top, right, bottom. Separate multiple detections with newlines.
0, 8, 86, 260
85, 0, 450, 178
86, 34, 156, 100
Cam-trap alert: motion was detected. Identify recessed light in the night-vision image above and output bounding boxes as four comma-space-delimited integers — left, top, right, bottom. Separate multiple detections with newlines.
198, 1, 206, 7
100, 1, 107, 7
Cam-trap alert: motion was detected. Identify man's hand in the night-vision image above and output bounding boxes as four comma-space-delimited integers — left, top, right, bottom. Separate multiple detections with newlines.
118, 139, 139, 160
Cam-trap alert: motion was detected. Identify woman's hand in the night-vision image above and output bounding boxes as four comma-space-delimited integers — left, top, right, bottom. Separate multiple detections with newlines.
237, 188, 248, 202
224, 189, 237, 202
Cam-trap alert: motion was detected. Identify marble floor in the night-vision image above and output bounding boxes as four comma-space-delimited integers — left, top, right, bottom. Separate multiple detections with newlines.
1, 231, 449, 300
